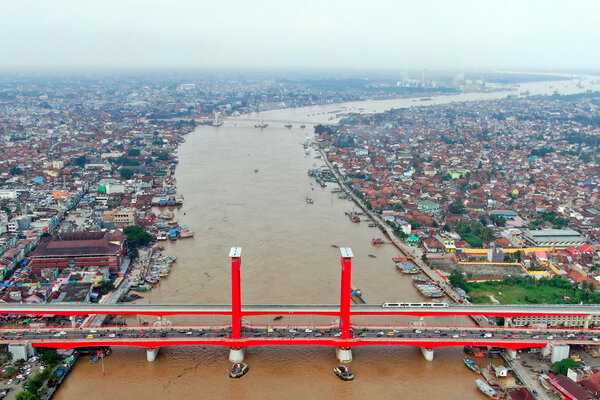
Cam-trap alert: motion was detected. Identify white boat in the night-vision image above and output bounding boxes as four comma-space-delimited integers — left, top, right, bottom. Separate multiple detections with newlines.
255, 117, 268, 128
476, 379, 499, 399
156, 232, 168, 241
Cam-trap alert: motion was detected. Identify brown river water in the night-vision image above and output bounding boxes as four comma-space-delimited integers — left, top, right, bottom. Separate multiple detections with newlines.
55, 78, 600, 399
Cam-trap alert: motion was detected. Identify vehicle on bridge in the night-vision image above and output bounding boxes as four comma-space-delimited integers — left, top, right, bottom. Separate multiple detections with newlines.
381, 302, 449, 308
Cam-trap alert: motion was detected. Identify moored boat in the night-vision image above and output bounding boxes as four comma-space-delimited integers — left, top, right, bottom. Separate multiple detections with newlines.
396, 262, 420, 274
476, 379, 500, 399
179, 229, 194, 238
371, 238, 385, 245
229, 362, 249, 378
156, 231, 168, 241
463, 358, 481, 374
334, 365, 354, 381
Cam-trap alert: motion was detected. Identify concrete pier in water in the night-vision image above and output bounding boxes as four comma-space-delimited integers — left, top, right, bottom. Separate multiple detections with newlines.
229, 348, 245, 363
336, 347, 352, 363
147, 348, 160, 362
420, 347, 434, 361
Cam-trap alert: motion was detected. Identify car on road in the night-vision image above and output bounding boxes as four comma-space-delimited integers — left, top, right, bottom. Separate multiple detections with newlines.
87, 335, 94, 339
90, 329, 97, 333
139, 330, 146, 335
452, 334, 459, 338
305, 329, 312, 333
186, 331, 193, 335
414, 329, 422, 334
109, 334, 116, 338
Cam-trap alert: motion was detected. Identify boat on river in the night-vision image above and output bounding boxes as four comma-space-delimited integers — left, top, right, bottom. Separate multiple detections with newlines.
179, 229, 194, 238
229, 362, 249, 378
476, 379, 500, 399
463, 358, 481, 374
156, 231, 168, 241
306, 197, 314, 204
396, 262, 420, 274
334, 365, 354, 381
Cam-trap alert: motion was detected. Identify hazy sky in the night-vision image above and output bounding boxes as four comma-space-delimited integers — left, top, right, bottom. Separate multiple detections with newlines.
1, 0, 598, 71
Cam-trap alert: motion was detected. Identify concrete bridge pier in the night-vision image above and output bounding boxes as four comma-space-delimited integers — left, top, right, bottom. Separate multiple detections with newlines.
336, 347, 353, 363
146, 348, 160, 362
420, 347, 434, 361
70, 316, 76, 327
229, 348, 245, 363
505, 348, 518, 359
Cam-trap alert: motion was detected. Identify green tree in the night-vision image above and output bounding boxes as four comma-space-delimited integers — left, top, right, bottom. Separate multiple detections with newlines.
99, 279, 115, 295
10, 167, 23, 175
127, 148, 141, 156
120, 168, 134, 179
72, 155, 88, 167
448, 198, 466, 214
2, 366, 18, 378
551, 358, 580, 375
40, 349, 62, 366
449, 270, 468, 291
15, 392, 40, 400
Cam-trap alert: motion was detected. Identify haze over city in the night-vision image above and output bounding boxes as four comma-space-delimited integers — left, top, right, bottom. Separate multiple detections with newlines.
0, 0, 599, 71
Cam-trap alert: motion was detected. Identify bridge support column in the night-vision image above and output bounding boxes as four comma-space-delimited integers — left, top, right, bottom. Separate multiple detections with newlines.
336, 347, 352, 363
504, 317, 512, 327
70, 316, 76, 327
230, 247, 242, 340
584, 315, 592, 329
420, 347, 434, 361
229, 348, 245, 363
505, 348, 518, 359
339, 248, 354, 340
146, 348, 160, 362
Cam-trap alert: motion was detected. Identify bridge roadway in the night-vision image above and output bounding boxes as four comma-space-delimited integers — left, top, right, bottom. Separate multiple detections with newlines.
0, 324, 598, 350
0, 303, 599, 317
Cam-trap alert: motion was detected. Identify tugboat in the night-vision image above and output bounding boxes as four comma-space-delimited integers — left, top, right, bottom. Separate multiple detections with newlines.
229, 362, 249, 378
334, 365, 354, 381
463, 358, 481, 374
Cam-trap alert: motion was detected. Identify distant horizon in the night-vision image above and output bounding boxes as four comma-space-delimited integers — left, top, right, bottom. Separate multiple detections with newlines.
1, 0, 599, 72
0, 66, 599, 80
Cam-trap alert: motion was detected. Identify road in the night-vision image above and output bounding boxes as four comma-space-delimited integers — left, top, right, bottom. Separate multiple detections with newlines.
1, 324, 599, 349
2, 302, 600, 317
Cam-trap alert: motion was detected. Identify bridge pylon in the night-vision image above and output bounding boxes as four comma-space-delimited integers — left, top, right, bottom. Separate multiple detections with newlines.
229, 247, 245, 363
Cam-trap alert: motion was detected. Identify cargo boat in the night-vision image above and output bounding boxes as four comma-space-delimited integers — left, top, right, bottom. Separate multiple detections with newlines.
463, 358, 481, 374
476, 379, 500, 399
371, 238, 385, 245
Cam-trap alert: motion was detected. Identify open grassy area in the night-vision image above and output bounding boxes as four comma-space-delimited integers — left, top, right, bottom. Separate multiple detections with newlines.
466, 276, 599, 304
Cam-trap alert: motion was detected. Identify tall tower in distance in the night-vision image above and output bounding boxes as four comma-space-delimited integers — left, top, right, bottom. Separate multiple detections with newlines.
421, 68, 427, 87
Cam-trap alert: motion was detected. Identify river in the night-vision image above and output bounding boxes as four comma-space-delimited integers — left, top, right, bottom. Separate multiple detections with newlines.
54, 75, 600, 399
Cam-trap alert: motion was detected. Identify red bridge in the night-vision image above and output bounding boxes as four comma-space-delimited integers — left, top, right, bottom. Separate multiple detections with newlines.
1, 248, 599, 363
